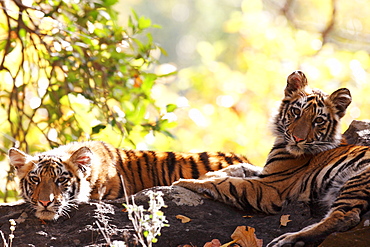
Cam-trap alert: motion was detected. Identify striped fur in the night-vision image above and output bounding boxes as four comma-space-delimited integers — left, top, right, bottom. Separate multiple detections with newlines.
8, 141, 251, 221
175, 71, 370, 246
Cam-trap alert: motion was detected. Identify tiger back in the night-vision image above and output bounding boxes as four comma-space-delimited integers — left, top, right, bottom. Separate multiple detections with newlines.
175, 71, 370, 246
8, 141, 252, 221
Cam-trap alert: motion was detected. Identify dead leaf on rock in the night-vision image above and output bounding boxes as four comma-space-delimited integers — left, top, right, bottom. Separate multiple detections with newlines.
220, 239, 237, 247
230, 225, 263, 247
280, 214, 292, 227
203, 239, 221, 247
176, 214, 191, 223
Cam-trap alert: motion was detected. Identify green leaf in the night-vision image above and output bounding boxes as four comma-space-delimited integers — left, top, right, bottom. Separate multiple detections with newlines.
138, 16, 151, 30
0, 40, 6, 50
19, 28, 26, 39
158, 46, 168, 56
110, 119, 117, 127
160, 120, 177, 130
92, 124, 106, 134
141, 73, 157, 93
131, 8, 139, 21
152, 24, 162, 29
104, 0, 118, 6
166, 104, 177, 113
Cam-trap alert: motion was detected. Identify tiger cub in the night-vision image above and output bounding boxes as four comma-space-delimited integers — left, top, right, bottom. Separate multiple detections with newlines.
8, 141, 253, 221
175, 71, 370, 246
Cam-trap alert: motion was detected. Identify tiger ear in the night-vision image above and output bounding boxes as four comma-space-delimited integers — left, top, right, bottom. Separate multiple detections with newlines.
8, 148, 33, 177
285, 71, 308, 96
329, 88, 352, 118
70, 147, 93, 171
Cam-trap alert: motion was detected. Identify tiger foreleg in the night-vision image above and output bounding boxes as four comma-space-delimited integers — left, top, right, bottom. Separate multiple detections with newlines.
200, 163, 262, 179
268, 167, 370, 247
174, 176, 282, 214
267, 208, 362, 247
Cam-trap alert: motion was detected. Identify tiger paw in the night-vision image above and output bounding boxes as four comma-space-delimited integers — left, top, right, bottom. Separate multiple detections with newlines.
267, 232, 306, 247
173, 178, 214, 193
173, 177, 230, 201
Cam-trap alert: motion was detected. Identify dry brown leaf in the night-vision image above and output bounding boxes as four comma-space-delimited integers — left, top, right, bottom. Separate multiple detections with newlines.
280, 214, 292, 227
220, 239, 237, 247
242, 215, 253, 218
230, 226, 263, 247
176, 214, 191, 223
203, 239, 222, 247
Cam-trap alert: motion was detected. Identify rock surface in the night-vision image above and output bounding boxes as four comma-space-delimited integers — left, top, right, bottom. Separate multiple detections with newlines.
1, 120, 370, 247
1, 186, 370, 247
343, 119, 370, 146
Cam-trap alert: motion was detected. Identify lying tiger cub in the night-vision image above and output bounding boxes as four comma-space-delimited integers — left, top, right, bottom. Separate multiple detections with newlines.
175, 71, 369, 246
8, 141, 255, 221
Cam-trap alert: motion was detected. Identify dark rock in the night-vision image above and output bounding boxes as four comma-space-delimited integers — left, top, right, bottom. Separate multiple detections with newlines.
1, 120, 370, 247
1, 186, 370, 247
343, 120, 370, 146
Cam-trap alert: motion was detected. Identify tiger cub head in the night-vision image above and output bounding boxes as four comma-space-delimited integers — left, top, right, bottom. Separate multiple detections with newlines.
273, 71, 352, 156
8, 146, 93, 221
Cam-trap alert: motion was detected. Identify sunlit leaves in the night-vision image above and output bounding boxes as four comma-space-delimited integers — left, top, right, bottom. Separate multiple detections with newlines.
0, 0, 174, 159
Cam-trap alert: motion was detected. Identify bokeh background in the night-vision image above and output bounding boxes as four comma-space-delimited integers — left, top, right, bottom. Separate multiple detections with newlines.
117, 0, 370, 163
1, 0, 370, 200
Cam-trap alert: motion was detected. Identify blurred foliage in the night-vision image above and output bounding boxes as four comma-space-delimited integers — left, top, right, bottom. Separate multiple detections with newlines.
120, 0, 370, 166
0, 0, 175, 202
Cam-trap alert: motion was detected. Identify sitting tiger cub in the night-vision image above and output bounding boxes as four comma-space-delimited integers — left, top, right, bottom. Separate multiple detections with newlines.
175, 71, 370, 246
8, 141, 255, 221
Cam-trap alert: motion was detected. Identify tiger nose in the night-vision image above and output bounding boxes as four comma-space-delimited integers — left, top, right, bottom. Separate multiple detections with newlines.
293, 135, 305, 143
39, 200, 52, 207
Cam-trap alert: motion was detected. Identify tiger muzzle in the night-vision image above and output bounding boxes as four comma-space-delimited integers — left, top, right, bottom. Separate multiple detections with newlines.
291, 114, 312, 143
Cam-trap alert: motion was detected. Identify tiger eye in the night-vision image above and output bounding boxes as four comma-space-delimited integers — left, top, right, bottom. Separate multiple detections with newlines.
314, 117, 324, 124
291, 107, 301, 116
57, 177, 69, 183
